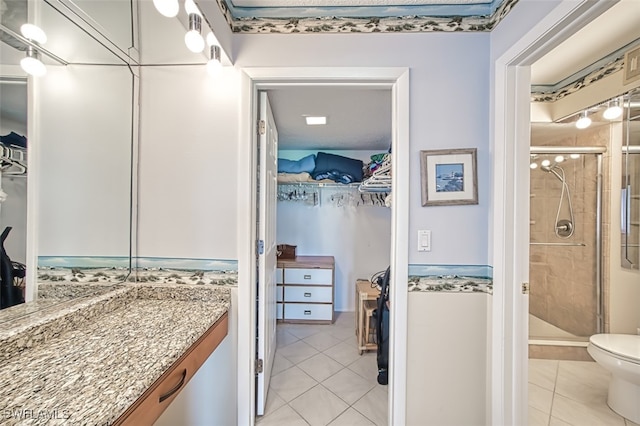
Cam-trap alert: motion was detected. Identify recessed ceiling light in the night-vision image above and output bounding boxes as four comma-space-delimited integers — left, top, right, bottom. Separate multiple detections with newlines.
305, 116, 326, 125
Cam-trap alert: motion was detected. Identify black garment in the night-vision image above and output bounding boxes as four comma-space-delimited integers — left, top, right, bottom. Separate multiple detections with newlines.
0, 227, 24, 309
375, 267, 390, 385
0, 132, 27, 149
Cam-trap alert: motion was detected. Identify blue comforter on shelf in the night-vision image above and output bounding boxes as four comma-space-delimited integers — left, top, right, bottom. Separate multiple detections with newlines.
277, 154, 316, 174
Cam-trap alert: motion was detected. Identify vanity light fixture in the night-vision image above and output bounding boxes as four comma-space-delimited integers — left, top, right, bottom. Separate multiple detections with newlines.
529, 162, 538, 169
152, 0, 179, 17
19, 24, 47, 77
206, 45, 222, 77
184, 13, 205, 53
575, 111, 591, 129
21, 46, 46, 77
20, 24, 47, 44
541, 159, 551, 167
603, 98, 623, 120
555, 155, 564, 163
185, 0, 203, 16
305, 116, 327, 125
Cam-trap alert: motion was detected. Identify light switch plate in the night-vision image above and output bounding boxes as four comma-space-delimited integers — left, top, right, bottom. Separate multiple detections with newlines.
417, 230, 431, 252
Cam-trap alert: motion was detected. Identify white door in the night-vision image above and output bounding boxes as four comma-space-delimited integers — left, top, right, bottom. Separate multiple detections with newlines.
256, 91, 278, 416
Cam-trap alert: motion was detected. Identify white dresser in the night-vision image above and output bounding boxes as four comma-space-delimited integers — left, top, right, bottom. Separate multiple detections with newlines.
276, 256, 335, 324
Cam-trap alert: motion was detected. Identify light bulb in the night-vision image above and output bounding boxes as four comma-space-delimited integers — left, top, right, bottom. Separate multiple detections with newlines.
21, 54, 46, 77
20, 24, 47, 44
555, 155, 564, 163
603, 99, 622, 120
530, 162, 538, 169
185, 30, 204, 53
575, 111, 591, 129
152, 0, 179, 17
541, 159, 551, 167
184, 14, 204, 53
185, 0, 202, 16
207, 45, 222, 77
570, 154, 580, 159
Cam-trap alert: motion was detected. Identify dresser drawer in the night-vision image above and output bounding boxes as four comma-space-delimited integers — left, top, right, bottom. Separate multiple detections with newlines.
284, 268, 332, 285
277, 303, 283, 320
276, 268, 284, 284
284, 286, 332, 303
276, 285, 283, 302
284, 303, 333, 321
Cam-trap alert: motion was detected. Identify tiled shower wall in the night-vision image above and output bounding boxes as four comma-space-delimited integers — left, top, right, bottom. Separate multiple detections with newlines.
530, 125, 611, 337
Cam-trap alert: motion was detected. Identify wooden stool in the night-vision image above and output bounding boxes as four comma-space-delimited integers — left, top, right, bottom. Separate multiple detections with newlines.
360, 299, 377, 355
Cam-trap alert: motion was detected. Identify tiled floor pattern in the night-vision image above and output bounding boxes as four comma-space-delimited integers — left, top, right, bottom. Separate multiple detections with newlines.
257, 312, 388, 426
529, 358, 640, 426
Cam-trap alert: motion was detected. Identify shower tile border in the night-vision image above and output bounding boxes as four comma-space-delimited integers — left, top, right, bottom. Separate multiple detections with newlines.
408, 264, 493, 294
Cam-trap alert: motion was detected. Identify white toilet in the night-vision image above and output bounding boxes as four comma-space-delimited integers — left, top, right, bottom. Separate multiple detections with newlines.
587, 334, 640, 424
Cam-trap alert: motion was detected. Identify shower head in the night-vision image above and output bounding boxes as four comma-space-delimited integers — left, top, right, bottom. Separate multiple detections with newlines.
541, 163, 565, 182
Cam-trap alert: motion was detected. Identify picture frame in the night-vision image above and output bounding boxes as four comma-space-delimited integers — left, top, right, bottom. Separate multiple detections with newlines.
420, 148, 478, 206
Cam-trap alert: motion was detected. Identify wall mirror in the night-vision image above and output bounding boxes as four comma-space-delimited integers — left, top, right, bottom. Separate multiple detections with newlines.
0, 0, 137, 317
622, 89, 640, 270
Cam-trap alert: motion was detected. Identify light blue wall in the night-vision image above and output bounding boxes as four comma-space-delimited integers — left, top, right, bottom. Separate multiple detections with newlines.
235, 32, 491, 267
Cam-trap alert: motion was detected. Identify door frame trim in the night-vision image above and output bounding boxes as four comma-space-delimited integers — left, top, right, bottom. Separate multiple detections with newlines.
237, 67, 410, 425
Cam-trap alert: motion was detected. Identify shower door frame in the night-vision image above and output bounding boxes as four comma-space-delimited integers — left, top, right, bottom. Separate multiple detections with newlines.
529, 145, 606, 336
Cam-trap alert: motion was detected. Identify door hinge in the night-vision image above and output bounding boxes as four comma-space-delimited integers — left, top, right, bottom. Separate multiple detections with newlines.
257, 239, 264, 255
255, 358, 263, 374
522, 282, 530, 294
258, 119, 266, 135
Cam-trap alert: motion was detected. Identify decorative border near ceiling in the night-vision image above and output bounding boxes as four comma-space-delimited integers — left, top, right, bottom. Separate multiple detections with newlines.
407, 264, 492, 294
531, 56, 624, 103
531, 38, 640, 103
214, 0, 518, 33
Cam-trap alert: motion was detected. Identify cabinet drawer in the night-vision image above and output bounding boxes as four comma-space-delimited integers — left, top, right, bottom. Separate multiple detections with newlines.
284, 286, 332, 303
284, 268, 332, 285
115, 314, 228, 425
276, 268, 284, 284
277, 303, 283, 320
276, 286, 283, 302
284, 303, 332, 321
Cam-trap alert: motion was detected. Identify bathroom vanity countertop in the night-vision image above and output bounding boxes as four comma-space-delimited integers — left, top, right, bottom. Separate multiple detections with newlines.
0, 283, 231, 425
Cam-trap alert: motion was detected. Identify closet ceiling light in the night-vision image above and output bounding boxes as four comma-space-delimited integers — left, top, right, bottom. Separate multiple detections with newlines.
603, 99, 623, 120
184, 13, 205, 53
20, 47, 46, 77
305, 116, 327, 125
152, 0, 179, 17
207, 45, 222, 77
575, 111, 591, 129
20, 24, 47, 44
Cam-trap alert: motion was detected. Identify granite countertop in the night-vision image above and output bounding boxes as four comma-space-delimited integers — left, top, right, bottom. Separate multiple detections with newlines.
0, 283, 231, 425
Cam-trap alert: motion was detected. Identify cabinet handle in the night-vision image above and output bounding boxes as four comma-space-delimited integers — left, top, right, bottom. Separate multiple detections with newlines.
304, 292, 312, 297
159, 368, 187, 403
304, 310, 311, 315
304, 274, 311, 279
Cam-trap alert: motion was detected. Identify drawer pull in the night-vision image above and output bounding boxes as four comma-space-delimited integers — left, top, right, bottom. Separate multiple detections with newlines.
159, 368, 187, 403
304, 310, 312, 315
304, 292, 312, 297
304, 274, 311, 279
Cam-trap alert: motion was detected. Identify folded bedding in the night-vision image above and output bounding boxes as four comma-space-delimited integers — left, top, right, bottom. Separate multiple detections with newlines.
278, 154, 316, 174
312, 152, 364, 184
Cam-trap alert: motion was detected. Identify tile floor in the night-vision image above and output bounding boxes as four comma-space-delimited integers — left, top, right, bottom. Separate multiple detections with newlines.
529, 358, 640, 426
257, 311, 388, 426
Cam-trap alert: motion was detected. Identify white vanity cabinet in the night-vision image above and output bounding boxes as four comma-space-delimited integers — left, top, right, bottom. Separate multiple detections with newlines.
276, 256, 335, 324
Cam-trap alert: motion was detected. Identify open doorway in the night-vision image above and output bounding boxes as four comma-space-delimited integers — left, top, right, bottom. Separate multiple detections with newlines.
258, 85, 393, 424
237, 67, 409, 426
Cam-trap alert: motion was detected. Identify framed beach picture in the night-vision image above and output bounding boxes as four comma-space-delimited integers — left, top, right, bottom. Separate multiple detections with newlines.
420, 148, 478, 206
